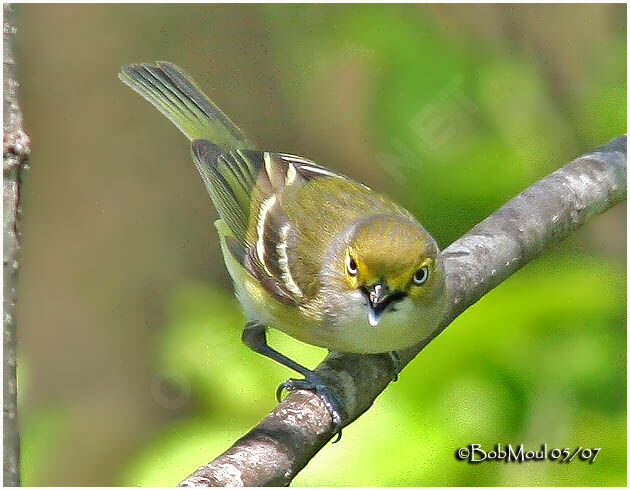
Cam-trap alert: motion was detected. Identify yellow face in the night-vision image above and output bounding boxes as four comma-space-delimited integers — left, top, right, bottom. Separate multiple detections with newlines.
317, 213, 446, 334
334, 214, 442, 331
344, 246, 436, 301
343, 214, 437, 294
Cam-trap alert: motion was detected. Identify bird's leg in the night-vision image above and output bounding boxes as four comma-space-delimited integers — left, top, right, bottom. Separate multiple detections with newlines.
386, 351, 401, 382
242, 322, 345, 439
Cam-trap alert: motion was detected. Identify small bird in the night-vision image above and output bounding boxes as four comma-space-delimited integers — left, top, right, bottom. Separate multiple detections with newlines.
119, 62, 447, 433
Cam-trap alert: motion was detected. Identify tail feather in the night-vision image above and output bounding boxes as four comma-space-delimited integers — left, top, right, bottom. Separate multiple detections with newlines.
119, 61, 251, 148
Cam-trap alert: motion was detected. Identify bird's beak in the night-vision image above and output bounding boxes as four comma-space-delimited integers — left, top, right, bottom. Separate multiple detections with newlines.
363, 283, 405, 327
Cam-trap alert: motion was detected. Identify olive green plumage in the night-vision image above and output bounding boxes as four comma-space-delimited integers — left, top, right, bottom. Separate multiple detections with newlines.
119, 61, 249, 146
120, 62, 447, 429
119, 61, 447, 352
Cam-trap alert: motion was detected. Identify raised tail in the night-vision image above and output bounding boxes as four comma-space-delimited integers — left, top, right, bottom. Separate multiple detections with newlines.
119, 61, 251, 148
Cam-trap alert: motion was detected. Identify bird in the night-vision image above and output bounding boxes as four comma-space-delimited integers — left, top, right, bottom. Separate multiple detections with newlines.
119, 62, 448, 435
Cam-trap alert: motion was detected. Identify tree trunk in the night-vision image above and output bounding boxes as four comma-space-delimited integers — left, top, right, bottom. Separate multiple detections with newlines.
3, 4, 30, 486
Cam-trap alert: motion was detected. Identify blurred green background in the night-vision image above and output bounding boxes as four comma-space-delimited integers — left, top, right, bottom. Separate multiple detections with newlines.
14, 3, 626, 486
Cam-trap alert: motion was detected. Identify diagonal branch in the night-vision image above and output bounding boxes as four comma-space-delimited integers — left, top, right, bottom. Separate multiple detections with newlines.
180, 135, 626, 487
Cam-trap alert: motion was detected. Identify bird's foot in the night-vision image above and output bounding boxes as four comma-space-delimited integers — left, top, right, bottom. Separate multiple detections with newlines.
276, 373, 345, 442
386, 351, 401, 382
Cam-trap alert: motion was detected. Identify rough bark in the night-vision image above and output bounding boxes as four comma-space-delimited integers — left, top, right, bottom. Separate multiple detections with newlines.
3, 4, 30, 487
179, 135, 626, 487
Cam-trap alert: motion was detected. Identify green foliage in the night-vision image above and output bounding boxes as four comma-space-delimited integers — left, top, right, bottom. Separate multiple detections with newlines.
18, 3, 625, 486
21, 404, 69, 486
122, 255, 625, 486
120, 5, 625, 486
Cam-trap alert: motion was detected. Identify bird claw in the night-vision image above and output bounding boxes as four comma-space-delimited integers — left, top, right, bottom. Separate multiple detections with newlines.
386, 351, 401, 382
276, 375, 345, 442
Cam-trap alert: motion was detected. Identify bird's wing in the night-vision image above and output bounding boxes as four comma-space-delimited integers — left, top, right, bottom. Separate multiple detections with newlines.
192, 140, 351, 304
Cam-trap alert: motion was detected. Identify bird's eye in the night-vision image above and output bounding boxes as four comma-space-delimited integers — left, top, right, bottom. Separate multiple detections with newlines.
413, 266, 429, 285
346, 255, 359, 276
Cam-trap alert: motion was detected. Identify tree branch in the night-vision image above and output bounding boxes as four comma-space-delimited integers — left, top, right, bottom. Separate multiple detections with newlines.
180, 135, 626, 487
3, 4, 30, 487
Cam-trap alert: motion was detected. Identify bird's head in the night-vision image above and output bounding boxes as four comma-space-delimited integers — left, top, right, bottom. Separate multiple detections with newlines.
321, 214, 446, 329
